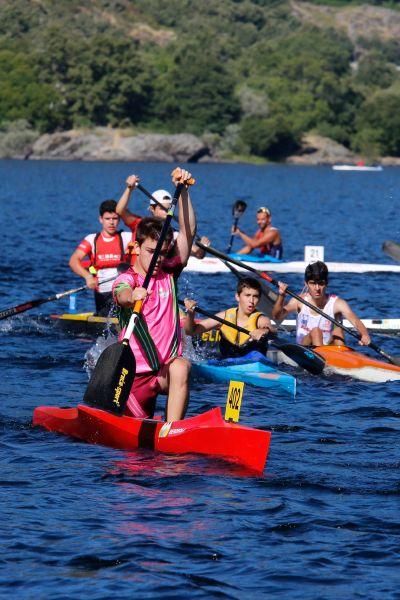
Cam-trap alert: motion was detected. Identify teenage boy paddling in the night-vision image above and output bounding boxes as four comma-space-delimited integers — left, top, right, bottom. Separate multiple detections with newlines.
69, 200, 131, 316
184, 277, 275, 358
272, 261, 370, 347
112, 168, 195, 422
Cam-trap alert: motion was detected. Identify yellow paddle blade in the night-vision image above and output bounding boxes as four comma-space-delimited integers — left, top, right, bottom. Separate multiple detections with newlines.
224, 380, 244, 423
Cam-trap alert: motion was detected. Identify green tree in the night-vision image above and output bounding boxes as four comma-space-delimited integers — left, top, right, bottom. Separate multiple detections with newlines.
149, 40, 240, 134
354, 52, 397, 90
240, 114, 300, 160
0, 49, 63, 131
36, 31, 155, 128
354, 91, 400, 155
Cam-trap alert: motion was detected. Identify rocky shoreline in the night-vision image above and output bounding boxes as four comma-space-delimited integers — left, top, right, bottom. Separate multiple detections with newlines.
1, 127, 400, 166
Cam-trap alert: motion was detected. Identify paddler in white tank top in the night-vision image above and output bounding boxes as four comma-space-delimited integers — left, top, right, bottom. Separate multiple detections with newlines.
272, 261, 371, 347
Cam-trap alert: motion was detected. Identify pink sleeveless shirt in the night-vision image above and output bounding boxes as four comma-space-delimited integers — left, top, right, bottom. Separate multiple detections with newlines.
113, 263, 182, 374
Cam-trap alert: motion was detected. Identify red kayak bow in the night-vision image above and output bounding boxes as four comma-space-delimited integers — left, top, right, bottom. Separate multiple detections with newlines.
33, 404, 271, 473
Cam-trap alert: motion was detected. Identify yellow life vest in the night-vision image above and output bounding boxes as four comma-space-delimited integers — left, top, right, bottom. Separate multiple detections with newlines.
220, 307, 263, 346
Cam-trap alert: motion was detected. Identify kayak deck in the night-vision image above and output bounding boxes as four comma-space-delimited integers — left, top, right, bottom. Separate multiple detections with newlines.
33, 405, 271, 473
50, 312, 119, 336
280, 318, 400, 335
192, 352, 296, 396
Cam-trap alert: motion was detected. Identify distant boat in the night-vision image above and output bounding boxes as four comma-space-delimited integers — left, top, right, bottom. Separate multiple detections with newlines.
332, 164, 383, 172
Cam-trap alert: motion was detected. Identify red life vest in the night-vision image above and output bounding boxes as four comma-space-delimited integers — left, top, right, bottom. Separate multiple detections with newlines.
255, 230, 270, 255
92, 231, 125, 269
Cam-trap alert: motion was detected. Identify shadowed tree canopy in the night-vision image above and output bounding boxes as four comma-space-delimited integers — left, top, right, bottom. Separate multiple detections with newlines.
0, 0, 399, 157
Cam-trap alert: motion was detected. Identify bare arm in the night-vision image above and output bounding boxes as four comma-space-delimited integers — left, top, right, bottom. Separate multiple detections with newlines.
115, 285, 149, 308
248, 314, 276, 341
235, 227, 277, 250
69, 248, 97, 289
272, 282, 298, 321
334, 298, 371, 345
256, 314, 276, 333
172, 168, 196, 266
115, 174, 142, 228
183, 298, 222, 335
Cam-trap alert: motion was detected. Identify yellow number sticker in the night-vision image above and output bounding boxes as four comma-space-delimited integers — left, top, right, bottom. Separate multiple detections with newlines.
224, 380, 244, 423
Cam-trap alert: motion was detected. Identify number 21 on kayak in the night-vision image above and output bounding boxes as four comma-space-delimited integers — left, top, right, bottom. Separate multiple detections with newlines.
225, 381, 245, 423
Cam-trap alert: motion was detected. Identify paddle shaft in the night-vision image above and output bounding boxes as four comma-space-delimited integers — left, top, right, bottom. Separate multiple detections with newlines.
0, 274, 117, 321
226, 220, 238, 254
123, 182, 185, 341
196, 241, 399, 365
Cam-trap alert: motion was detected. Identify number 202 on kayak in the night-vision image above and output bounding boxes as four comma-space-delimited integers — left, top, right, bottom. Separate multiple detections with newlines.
225, 381, 244, 423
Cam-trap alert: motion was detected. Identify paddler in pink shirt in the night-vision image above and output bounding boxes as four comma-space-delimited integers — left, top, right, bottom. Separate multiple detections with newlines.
112, 168, 196, 422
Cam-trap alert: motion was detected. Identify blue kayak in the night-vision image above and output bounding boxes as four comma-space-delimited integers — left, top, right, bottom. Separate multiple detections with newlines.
192, 351, 296, 396
228, 252, 282, 264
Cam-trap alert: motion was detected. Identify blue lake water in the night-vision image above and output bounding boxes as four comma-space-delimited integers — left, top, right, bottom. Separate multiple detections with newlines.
1, 160, 400, 598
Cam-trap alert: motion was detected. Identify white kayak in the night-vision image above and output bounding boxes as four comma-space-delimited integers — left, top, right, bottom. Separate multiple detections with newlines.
279, 318, 400, 335
185, 256, 400, 275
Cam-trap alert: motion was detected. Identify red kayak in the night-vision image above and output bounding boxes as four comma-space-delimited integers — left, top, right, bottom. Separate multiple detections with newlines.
33, 405, 271, 473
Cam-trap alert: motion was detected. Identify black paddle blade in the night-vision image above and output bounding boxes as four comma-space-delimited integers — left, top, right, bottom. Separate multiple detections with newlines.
232, 200, 247, 218
382, 240, 400, 263
271, 341, 326, 375
83, 341, 135, 415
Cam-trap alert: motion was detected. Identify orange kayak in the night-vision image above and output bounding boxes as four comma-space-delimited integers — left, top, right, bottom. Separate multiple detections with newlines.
314, 345, 400, 383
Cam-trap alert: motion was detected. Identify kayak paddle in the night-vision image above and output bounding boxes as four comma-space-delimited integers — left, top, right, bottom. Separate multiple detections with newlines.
178, 300, 325, 375
382, 240, 400, 263
226, 199, 247, 253
83, 179, 186, 415
196, 241, 400, 367
0, 274, 118, 321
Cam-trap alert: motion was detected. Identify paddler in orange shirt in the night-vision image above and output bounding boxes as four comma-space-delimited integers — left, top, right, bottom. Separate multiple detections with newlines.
233, 206, 283, 259
272, 261, 371, 347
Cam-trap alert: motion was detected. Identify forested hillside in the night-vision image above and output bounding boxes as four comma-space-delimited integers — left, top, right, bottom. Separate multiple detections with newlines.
1, 0, 399, 160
